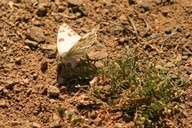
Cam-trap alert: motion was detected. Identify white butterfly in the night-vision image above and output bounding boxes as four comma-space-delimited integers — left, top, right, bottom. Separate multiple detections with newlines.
57, 23, 100, 68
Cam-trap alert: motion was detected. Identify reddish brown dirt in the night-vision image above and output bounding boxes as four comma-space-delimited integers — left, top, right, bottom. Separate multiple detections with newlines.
0, 0, 191, 127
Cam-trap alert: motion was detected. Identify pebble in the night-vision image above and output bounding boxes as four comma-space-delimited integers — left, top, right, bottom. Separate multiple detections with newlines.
82, 124, 90, 128
0, 100, 7, 108
119, 14, 127, 22
24, 39, 38, 48
94, 117, 102, 126
15, 57, 22, 65
138, 0, 150, 12
118, 37, 125, 44
36, 3, 48, 17
185, 32, 191, 38
32, 122, 41, 128
26, 26, 45, 43
90, 111, 97, 119
0, 86, 4, 91
40, 61, 48, 73
123, 113, 131, 122
59, 86, 67, 94
40, 44, 56, 58
52, 113, 61, 126
188, 102, 192, 108
5, 79, 19, 89
114, 123, 123, 128
26, 88, 32, 96
165, 27, 172, 34
161, 7, 169, 17
55, 0, 61, 5
47, 86, 60, 98
10, 121, 21, 126
58, 6, 65, 12
68, 0, 82, 6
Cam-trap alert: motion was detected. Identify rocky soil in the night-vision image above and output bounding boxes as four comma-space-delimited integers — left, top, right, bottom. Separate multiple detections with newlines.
0, 0, 191, 127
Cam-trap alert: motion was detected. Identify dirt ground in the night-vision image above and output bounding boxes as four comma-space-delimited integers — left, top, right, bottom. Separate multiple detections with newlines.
0, 0, 191, 127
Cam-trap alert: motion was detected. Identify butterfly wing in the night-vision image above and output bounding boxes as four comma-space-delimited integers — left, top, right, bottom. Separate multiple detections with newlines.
57, 23, 81, 56
65, 24, 100, 60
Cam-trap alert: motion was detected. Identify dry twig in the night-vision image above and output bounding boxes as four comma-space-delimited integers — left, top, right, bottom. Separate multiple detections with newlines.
160, 25, 179, 47
127, 16, 140, 42
141, 18, 150, 38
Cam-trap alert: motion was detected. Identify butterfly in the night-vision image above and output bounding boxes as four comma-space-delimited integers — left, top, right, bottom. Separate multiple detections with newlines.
57, 23, 100, 68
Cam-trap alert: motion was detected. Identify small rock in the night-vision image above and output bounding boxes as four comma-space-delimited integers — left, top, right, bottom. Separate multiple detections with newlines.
88, 120, 94, 125
68, 0, 82, 6
41, 61, 48, 73
155, 0, 162, 5
52, 113, 61, 127
34, 20, 44, 26
94, 117, 102, 126
114, 123, 123, 128
40, 44, 56, 51
127, 0, 135, 5
161, 7, 169, 17
32, 122, 41, 128
26, 88, 32, 96
0, 86, 4, 91
82, 124, 90, 128
24, 39, 38, 48
7, 48, 13, 55
103, 0, 112, 5
3, 89, 8, 95
15, 57, 22, 65
49, 123, 62, 128
138, 0, 150, 12
188, 102, 192, 108
95, 61, 104, 68
26, 26, 45, 43
185, 32, 191, 38
90, 111, 97, 119
36, 84, 48, 95
10, 121, 21, 126
14, 0, 21, 3
48, 86, 60, 98
0, 100, 7, 108
23, 78, 29, 84
60, 86, 67, 94
119, 14, 127, 22
102, 9, 109, 15
123, 113, 131, 122
165, 27, 172, 34
36, 3, 48, 17
118, 37, 125, 44
33, 73, 38, 80
5, 79, 19, 89
23, 121, 31, 128
58, 6, 65, 12
40, 44, 56, 58
55, 0, 61, 5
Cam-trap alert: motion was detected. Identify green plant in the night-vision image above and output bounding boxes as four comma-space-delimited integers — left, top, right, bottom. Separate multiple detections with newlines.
87, 47, 190, 126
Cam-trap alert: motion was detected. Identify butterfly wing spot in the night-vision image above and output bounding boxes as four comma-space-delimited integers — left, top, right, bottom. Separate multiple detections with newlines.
68, 32, 72, 37
58, 38, 65, 42
70, 30, 76, 35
